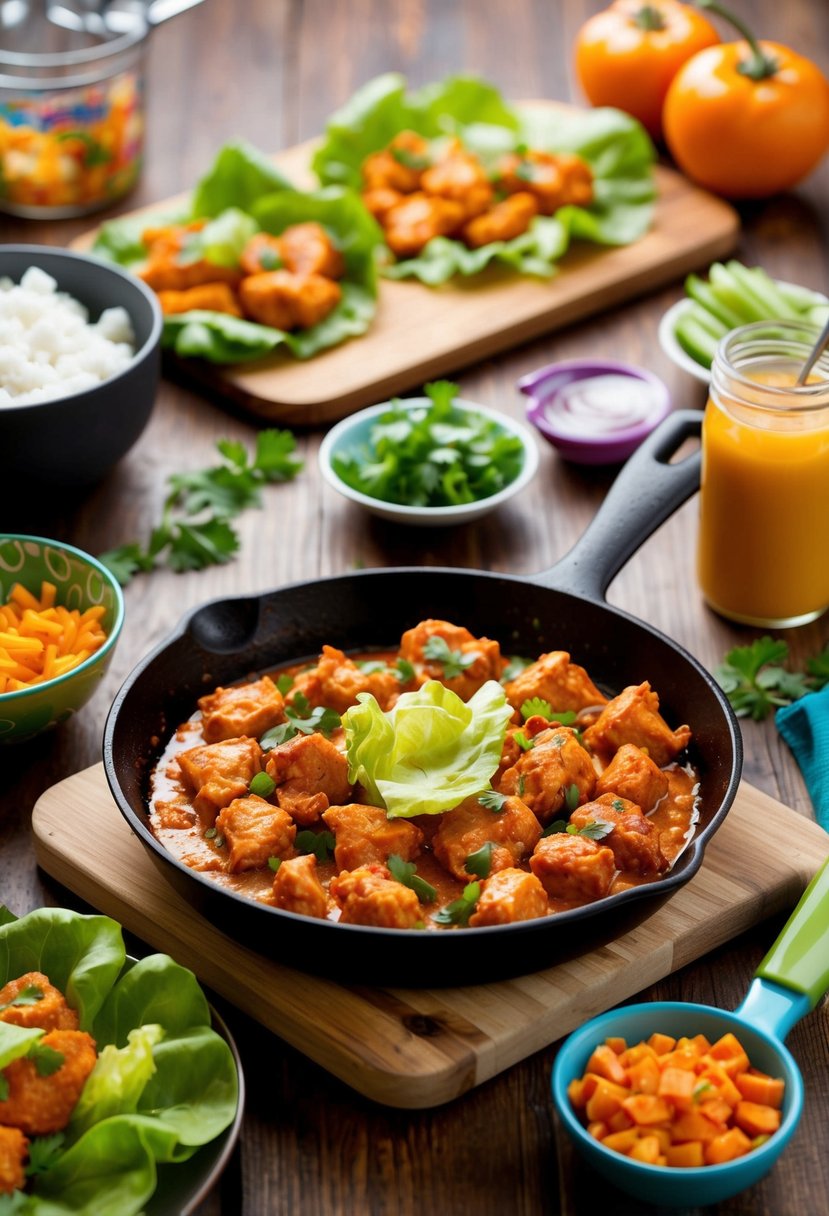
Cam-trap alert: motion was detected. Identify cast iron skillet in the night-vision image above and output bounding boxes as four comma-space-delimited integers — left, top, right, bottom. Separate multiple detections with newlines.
104, 411, 742, 986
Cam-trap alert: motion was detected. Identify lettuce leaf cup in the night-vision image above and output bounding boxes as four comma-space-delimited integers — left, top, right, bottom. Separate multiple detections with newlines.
0, 906, 240, 1216
93, 140, 384, 364
312, 73, 656, 285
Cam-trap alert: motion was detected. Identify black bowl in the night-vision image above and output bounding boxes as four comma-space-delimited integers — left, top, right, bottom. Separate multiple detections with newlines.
1, 244, 162, 487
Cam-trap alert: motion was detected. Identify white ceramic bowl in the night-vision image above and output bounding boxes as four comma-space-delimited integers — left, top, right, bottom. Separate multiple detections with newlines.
658, 283, 829, 385
319, 397, 539, 526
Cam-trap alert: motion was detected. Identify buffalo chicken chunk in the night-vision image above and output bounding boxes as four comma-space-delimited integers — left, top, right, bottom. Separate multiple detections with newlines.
530, 834, 615, 903
420, 144, 493, 221
399, 619, 504, 701
432, 794, 542, 881
198, 675, 286, 744
322, 803, 424, 872
362, 130, 431, 193
496, 150, 594, 214
214, 794, 296, 874
177, 736, 263, 823
583, 682, 692, 767
468, 867, 549, 927
0, 1126, 27, 1196
461, 192, 538, 248
498, 726, 597, 823
0, 972, 78, 1032
157, 282, 242, 317
265, 732, 351, 825
383, 192, 465, 258
279, 221, 345, 279
0, 1029, 97, 1135
503, 649, 608, 715
570, 794, 668, 875
239, 269, 341, 331
272, 854, 329, 919
329, 865, 422, 929
594, 742, 669, 812
289, 645, 400, 714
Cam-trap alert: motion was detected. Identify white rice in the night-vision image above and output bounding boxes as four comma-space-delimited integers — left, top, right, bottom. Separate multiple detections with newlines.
0, 266, 136, 407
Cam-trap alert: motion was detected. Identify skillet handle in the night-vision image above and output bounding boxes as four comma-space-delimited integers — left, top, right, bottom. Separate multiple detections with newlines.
530, 410, 702, 602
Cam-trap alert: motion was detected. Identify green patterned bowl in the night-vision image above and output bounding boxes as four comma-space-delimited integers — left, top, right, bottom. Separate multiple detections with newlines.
0, 534, 124, 743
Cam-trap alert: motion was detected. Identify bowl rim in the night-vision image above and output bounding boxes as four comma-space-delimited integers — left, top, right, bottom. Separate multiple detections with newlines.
318, 396, 540, 521
0, 533, 125, 704
0, 244, 163, 415
521, 358, 672, 452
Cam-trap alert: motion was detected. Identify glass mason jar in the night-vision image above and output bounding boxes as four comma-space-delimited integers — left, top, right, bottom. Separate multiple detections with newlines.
697, 320, 829, 628
0, 2, 148, 218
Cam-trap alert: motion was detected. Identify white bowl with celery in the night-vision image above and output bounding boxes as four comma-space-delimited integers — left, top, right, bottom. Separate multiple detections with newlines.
319, 381, 539, 526
659, 260, 829, 383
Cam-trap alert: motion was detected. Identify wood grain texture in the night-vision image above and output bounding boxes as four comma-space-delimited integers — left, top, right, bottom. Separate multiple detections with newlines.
32, 765, 828, 1109
72, 120, 739, 423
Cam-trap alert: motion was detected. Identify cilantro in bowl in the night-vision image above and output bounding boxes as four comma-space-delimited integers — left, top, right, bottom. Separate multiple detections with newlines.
328, 381, 528, 508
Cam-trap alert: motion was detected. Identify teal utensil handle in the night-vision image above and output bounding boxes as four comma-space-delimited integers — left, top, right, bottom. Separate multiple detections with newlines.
755, 856, 829, 1009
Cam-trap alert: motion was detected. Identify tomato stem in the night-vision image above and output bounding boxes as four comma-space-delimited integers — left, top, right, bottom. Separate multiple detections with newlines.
696, 0, 779, 80
632, 4, 667, 31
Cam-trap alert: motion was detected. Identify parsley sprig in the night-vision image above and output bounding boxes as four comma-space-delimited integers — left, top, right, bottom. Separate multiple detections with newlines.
387, 854, 437, 903
715, 637, 829, 721
520, 698, 577, 724
433, 881, 481, 927
295, 830, 336, 863
422, 635, 480, 679
0, 983, 44, 1012
542, 817, 614, 840
259, 693, 341, 748
100, 430, 302, 586
25, 1133, 66, 1178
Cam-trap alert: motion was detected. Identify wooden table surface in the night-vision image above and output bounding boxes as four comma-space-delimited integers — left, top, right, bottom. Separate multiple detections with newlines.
3, 1, 828, 1213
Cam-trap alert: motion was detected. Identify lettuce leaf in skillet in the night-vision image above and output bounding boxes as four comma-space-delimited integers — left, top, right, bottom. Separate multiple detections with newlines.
312, 73, 656, 285
93, 139, 383, 363
0, 907, 239, 1216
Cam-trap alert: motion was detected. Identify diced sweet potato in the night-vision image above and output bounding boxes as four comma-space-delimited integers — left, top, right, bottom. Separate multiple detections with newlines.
704, 1126, 753, 1165
665, 1141, 705, 1168
734, 1100, 782, 1138
585, 1044, 628, 1086
621, 1093, 673, 1126
734, 1071, 785, 1109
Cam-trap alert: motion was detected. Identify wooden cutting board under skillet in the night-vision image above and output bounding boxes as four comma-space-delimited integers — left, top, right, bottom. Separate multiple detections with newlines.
71, 103, 740, 425
33, 766, 827, 1110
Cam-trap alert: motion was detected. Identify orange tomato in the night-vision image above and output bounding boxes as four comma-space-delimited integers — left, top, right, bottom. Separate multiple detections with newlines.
663, 39, 829, 198
574, 0, 720, 140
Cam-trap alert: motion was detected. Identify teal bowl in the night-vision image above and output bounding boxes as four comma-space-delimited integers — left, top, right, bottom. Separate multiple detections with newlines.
0, 534, 124, 743
552, 856, 829, 1207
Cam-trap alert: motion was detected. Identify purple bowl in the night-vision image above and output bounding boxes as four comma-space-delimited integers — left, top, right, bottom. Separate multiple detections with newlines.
519, 358, 672, 465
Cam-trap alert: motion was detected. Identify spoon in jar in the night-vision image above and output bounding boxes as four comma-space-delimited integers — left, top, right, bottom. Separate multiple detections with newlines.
551, 855, 829, 1207
795, 314, 829, 385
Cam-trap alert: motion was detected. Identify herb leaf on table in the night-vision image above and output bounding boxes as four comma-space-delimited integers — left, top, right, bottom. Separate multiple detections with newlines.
715, 636, 829, 720
99, 430, 302, 586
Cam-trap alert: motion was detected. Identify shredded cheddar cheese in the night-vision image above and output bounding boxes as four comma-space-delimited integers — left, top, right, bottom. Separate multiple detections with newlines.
0, 581, 107, 695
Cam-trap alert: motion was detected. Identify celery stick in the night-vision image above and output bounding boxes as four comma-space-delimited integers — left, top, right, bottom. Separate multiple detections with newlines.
724, 262, 801, 321
674, 313, 719, 369
684, 274, 745, 330
685, 302, 729, 340
708, 263, 768, 322
776, 281, 828, 311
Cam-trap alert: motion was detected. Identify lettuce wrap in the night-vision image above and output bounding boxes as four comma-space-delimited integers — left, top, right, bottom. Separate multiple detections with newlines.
93, 140, 384, 363
0, 907, 239, 1216
312, 73, 656, 285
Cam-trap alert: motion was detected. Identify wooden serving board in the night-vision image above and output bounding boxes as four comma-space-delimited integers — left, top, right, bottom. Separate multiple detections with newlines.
72, 104, 740, 425
32, 765, 827, 1110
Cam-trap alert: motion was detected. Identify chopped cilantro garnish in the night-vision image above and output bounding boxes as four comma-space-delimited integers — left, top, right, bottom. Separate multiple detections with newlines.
564, 783, 580, 813
390, 145, 432, 170
0, 983, 43, 1012
478, 789, 507, 813
330, 380, 525, 509
268, 855, 282, 873
260, 695, 341, 748
394, 657, 416, 683
25, 1132, 66, 1177
30, 1043, 65, 1077
501, 655, 532, 682
611, 797, 625, 812
433, 881, 481, 927
357, 659, 389, 674
465, 841, 494, 879
387, 853, 437, 903
422, 635, 479, 679
276, 673, 294, 696
514, 730, 534, 751
205, 827, 217, 839
0, 1077, 8, 1102
542, 818, 614, 841
295, 830, 336, 863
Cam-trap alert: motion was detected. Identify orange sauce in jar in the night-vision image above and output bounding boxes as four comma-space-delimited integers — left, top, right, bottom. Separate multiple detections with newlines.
697, 327, 829, 627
